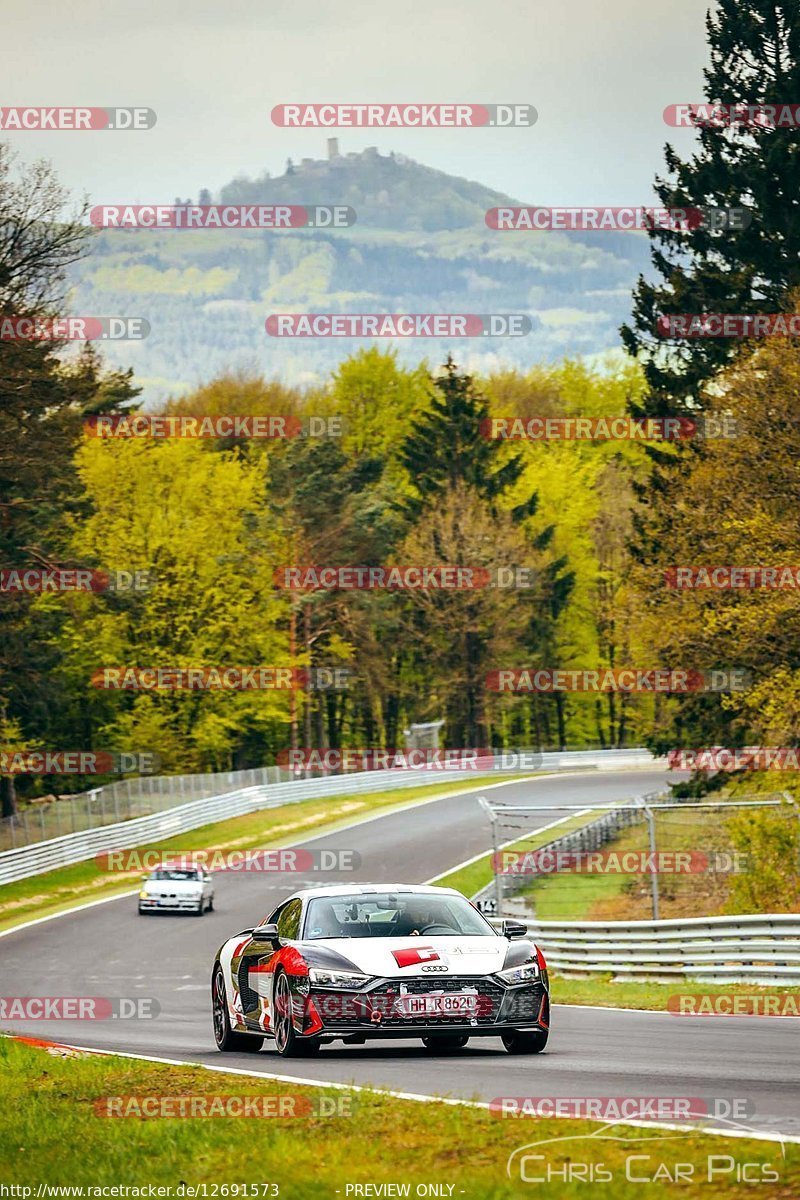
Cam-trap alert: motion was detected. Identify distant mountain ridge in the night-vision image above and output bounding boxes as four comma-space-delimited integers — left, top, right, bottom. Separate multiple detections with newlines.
70, 144, 650, 403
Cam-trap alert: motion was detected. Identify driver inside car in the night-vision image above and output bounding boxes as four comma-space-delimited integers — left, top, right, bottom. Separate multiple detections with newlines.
392, 901, 435, 936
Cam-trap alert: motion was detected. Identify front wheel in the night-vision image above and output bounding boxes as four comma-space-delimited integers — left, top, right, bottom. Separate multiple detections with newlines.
212, 967, 263, 1053
502, 1029, 548, 1054
421, 1035, 469, 1052
273, 971, 322, 1057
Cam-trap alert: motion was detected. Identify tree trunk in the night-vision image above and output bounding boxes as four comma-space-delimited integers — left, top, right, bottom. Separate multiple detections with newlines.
0, 773, 16, 818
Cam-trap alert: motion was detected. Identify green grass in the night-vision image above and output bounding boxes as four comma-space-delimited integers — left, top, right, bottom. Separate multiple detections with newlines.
0, 775, 531, 933
1, 1038, 795, 1198
551, 973, 800, 1011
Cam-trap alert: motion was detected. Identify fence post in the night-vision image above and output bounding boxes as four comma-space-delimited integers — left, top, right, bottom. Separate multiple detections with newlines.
644, 804, 660, 920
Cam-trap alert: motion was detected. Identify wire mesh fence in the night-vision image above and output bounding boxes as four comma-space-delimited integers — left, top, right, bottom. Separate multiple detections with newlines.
476, 793, 798, 922
0, 766, 289, 852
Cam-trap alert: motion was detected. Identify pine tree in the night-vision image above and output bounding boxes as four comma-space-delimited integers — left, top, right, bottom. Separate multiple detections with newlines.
398, 356, 537, 521
621, 1, 800, 419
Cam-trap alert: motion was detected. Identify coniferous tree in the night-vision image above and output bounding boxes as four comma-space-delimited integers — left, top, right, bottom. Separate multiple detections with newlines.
398, 356, 537, 522
622, 1, 800, 419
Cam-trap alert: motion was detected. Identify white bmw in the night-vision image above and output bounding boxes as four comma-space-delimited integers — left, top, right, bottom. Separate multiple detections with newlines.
138, 865, 214, 915
212, 883, 549, 1056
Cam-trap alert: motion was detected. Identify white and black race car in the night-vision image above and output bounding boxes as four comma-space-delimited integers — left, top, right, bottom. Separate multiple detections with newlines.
211, 883, 549, 1056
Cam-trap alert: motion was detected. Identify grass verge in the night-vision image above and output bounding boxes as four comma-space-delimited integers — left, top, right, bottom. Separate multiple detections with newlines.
551, 973, 800, 1011
0, 1037, 795, 1198
0, 775, 531, 934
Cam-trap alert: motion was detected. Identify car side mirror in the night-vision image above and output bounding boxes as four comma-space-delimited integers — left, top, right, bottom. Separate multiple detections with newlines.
502, 919, 528, 940
250, 922, 280, 945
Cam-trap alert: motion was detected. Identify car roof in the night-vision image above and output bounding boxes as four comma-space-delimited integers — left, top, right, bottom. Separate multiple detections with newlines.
284, 883, 463, 903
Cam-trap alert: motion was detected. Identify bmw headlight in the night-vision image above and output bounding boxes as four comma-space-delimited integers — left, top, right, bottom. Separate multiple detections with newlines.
138, 890, 149, 899
308, 968, 370, 989
497, 962, 539, 985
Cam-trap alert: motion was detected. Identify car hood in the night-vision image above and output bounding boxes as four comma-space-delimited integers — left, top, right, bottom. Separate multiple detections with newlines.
304, 935, 510, 978
143, 879, 203, 894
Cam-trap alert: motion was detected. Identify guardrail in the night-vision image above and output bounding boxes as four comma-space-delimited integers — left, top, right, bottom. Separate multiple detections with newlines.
0, 748, 659, 885
519, 914, 800, 986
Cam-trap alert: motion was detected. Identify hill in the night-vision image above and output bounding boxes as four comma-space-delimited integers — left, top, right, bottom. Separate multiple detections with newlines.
68, 144, 650, 402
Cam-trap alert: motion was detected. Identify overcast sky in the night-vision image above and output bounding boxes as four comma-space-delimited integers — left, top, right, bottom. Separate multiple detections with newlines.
2, 0, 712, 207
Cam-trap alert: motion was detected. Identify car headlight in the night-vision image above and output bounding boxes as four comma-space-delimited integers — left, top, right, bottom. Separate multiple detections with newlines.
138, 890, 149, 899
497, 962, 540, 985
308, 968, 370, 989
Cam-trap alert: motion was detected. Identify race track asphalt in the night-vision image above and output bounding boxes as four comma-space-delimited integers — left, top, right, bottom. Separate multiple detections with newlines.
1, 769, 798, 1140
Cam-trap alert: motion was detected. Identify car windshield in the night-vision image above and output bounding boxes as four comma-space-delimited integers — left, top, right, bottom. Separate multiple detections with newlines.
303, 892, 495, 939
150, 869, 201, 881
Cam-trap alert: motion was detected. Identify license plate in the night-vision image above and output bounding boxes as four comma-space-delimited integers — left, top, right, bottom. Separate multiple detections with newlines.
394, 993, 478, 1018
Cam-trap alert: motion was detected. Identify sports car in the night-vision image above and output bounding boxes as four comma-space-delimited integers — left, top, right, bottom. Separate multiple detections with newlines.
211, 883, 549, 1056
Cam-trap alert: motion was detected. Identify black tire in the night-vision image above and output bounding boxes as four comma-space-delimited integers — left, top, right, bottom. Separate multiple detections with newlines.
272, 970, 322, 1057
194, 899, 205, 916
137, 905, 147, 915
208, 896, 214, 912
421, 1035, 470, 1052
502, 1029, 548, 1054
212, 967, 264, 1053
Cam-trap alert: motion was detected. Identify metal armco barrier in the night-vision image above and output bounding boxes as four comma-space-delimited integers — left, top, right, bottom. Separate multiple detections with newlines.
521, 914, 800, 986
0, 748, 659, 885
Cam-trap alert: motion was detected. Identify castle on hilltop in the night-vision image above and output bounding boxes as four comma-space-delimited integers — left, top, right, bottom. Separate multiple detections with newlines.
289, 140, 407, 174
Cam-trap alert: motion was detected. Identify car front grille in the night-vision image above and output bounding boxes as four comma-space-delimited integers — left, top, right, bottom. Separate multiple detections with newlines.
311, 975, 543, 1029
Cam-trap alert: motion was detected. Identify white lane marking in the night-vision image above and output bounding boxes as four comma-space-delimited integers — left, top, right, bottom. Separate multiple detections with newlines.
4, 1035, 795, 1146
0, 771, 613, 939
0, 888, 141, 939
